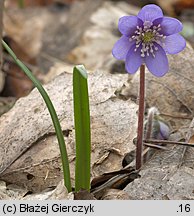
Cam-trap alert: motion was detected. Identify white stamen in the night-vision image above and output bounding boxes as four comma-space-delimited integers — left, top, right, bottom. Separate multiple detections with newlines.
129, 21, 166, 58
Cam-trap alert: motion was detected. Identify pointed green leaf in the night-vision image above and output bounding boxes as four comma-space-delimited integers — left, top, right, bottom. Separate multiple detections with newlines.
73, 65, 91, 192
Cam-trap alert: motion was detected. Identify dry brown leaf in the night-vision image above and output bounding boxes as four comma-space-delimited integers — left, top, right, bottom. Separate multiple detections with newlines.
0, 68, 137, 192
1, 37, 37, 97
188, 135, 194, 144
101, 189, 130, 200
22, 180, 74, 200
1, 60, 34, 97
67, 1, 139, 70
174, 0, 194, 14
156, 0, 179, 15
124, 118, 194, 200
3, 8, 47, 58
0, 181, 28, 200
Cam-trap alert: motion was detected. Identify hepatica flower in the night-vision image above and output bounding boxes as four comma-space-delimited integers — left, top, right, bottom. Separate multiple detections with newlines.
112, 4, 186, 76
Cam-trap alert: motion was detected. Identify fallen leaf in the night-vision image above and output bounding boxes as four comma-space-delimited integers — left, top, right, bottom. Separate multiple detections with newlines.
124, 118, 194, 200
74, 190, 96, 200
22, 180, 74, 200
101, 189, 130, 200
0, 67, 138, 192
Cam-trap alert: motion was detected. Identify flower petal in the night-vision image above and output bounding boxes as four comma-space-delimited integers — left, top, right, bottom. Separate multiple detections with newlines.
112, 36, 134, 60
118, 16, 143, 37
125, 45, 143, 74
145, 44, 169, 77
160, 17, 183, 36
138, 4, 163, 22
157, 121, 170, 140
164, 34, 186, 54
153, 17, 163, 26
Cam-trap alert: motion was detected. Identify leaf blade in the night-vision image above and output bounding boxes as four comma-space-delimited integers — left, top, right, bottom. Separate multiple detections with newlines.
73, 65, 91, 192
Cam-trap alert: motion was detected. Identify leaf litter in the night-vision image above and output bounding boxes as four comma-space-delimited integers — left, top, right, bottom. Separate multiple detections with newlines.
1, 0, 194, 200
0, 67, 138, 195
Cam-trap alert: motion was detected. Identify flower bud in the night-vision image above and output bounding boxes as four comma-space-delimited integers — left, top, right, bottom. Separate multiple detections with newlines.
151, 116, 170, 140
144, 107, 170, 140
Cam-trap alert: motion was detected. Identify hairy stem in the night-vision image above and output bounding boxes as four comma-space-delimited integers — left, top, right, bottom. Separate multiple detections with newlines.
143, 107, 158, 163
136, 64, 145, 170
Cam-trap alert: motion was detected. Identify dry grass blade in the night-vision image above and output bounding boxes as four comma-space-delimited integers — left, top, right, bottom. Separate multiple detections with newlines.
144, 143, 169, 150
144, 139, 194, 148
91, 170, 140, 199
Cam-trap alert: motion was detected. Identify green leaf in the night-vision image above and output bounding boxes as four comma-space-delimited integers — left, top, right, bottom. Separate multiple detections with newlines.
2, 40, 72, 192
73, 65, 91, 192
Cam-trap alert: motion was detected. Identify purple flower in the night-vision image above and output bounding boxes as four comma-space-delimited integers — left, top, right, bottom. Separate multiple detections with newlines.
112, 4, 186, 77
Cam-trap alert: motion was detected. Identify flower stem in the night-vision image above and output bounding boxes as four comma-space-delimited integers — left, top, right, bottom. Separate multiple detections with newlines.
136, 64, 145, 170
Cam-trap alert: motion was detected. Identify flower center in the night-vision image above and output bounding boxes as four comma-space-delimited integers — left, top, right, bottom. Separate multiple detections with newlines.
129, 21, 166, 58
142, 32, 154, 43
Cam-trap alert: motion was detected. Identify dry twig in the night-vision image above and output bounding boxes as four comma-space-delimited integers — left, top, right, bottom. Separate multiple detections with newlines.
144, 139, 194, 148
178, 118, 194, 167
